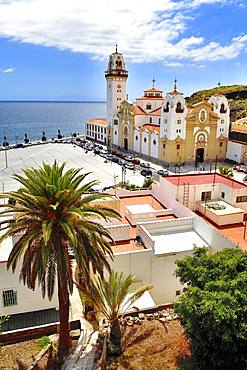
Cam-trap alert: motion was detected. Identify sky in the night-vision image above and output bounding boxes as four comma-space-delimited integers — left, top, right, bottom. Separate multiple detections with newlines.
0, 0, 247, 101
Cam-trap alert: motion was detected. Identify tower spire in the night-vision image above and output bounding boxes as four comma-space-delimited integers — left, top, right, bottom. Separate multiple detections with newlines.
174, 77, 177, 92
152, 77, 156, 89
115, 43, 118, 53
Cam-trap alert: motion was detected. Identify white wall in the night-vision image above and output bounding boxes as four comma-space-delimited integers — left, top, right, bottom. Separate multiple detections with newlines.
150, 132, 159, 158
226, 141, 243, 163
0, 260, 58, 316
141, 131, 149, 156
133, 129, 140, 152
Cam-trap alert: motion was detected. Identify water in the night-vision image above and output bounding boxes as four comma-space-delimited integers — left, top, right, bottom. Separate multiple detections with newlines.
0, 101, 106, 144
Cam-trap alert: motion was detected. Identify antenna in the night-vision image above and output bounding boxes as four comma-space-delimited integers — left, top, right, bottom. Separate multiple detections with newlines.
217, 75, 221, 87
152, 76, 156, 89
115, 43, 118, 53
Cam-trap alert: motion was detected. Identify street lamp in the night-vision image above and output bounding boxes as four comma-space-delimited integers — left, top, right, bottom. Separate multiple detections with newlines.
121, 164, 126, 188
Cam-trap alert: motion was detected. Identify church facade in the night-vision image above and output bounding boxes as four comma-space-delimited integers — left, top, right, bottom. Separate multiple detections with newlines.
86, 47, 230, 164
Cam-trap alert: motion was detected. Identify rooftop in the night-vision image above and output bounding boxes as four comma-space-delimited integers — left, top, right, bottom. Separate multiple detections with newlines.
86, 118, 107, 126
165, 173, 246, 190
140, 124, 160, 133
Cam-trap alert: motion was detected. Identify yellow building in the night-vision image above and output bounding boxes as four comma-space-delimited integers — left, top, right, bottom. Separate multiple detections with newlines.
86, 47, 230, 164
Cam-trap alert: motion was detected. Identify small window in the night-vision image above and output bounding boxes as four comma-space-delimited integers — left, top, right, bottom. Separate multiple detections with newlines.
176, 290, 181, 296
3, 289, 17, 307
201, 191, 211, 201
159, 118, 161, 124
177, 119, 181, 125
150, 117, 152, 123
114, 131, 117, 135
163, 144, 166, 149
146, 104, 151, 110
144, 137, 147, 143
221, 119, 224, 124
164, 119, 167, 124
117, 84, 121, 88
104, 128, 106, 134
135, 135, 138, 141
153, 140, 156, 145
221, 192, 225, 199
176, 144, 180, 150
236, 196, 247, 203
114, 119, 118, 125
220, 142, 223, 147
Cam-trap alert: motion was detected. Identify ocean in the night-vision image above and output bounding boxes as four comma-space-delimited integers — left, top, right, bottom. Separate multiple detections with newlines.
0, 101, 106, 144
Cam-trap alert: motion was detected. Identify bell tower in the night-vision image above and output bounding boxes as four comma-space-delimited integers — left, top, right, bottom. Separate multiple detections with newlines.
105, 45, 128, 145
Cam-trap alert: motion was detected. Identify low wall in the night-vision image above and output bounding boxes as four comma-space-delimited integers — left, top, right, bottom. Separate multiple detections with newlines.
107, 188, 152, 198
0, 319, 81, 345
196, 203, 244, 226
139, 217, 193, 231
125, 208, 175, 226
106, 223, 131, 241
137, 225, 154, 250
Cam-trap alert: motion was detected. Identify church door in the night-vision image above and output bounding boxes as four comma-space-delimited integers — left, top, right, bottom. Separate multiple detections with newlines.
124, 138, 128, 151
196, 148, 204, 163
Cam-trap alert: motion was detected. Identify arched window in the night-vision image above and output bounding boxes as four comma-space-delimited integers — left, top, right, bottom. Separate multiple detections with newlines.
150, 117, 152, 123
118, 61, 122, 68
220, 103, 226, 113
135, 135, 138, 141
176, 102, 183, 113
153, 139, 156, 145
164, 102, 170, 113
144, 137, 147, 143
124, 126, 128, 135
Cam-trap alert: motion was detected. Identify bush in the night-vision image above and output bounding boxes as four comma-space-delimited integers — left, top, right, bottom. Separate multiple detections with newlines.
175, 247, 247, 370
38, 336, 50, 349
219, 165, 234, 178
142, 178, 154, 188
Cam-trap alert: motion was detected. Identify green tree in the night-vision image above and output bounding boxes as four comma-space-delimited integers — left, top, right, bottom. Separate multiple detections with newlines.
175, 247, 247, 370
77, 270, 152, 354
219, 165, 234, 178
0, 162, 119, 362
142, 178, 154, 188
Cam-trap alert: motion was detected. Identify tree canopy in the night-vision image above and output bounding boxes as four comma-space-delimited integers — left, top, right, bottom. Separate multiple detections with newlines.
175, 247, 247, 370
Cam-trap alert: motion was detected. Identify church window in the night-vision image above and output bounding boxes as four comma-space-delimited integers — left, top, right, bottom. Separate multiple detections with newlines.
163, 102, 170, 113
176, 144, 180, 150
118, 61, 122, 68
115, 131, 117, 135
221, 192, 225, 199
144, 137, 147, 143
177, 119, 181, 125
150, 117, 152, 123
164, 119, 167, 124
176, 102, 183, 113
114, 119, 118, 125
117, 85, 121, 88
104, 128, 106, 133
163, 144, 166, 149
220, 142, 223, 147
159, 118, 161, 124
135, 135, 138, 141
220, 103, 227, 113
153, 140, 156, 145
221, 119, 224, 124
124, 126, 128, 134
146, 104, 151, 110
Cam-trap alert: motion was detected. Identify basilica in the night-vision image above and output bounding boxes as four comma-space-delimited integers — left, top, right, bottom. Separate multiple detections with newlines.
86, 47, 230, 164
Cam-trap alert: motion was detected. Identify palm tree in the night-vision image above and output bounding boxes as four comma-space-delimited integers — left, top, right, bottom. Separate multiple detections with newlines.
0, 161, 120, 362
77, 270, 152, 353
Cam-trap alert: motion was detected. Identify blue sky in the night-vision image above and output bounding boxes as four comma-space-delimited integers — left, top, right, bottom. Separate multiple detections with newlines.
0, 0, 246, 101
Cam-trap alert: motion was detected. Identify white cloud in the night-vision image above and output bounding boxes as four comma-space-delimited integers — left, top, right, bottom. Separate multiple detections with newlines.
0, 0, 245, 64
2, 67, 14, 73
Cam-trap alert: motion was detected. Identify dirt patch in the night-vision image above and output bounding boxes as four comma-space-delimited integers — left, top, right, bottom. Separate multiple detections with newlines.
0, 339, 41, 369
106, 320, 191, 370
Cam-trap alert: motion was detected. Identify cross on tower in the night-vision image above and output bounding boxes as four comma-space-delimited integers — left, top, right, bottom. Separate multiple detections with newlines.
174, 77, 177, 92
152, 77, 156, 88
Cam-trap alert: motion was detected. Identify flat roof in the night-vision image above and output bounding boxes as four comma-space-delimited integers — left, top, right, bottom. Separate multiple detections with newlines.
126, 203, 154, 214
165, 173, 246, 190
150, 228, 208, 255
199, 200, 244, 216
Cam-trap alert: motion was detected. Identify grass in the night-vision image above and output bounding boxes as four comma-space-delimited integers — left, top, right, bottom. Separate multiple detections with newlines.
105, 319, 192, 370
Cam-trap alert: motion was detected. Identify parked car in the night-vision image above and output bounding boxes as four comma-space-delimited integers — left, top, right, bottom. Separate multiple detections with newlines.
100, 150, 108, 157
107, 154, 113, 160
111, 150, 117, 155
140, 162, 150, 168
124, 155, 133, 162
140, 169, 152, 177
125, 162, 134, 170
157, 169, 169, 176
132, 158, 140, 165
112, 156, 119, 163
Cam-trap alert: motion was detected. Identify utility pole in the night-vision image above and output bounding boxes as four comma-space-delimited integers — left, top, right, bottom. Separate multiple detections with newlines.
3, 130, 8, 169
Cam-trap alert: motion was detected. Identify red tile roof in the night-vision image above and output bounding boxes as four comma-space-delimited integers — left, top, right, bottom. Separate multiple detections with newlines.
86, 118, 107, 126
140, 124, 160, 133
144, 87, 163, 93
150, 107, 161, 116
135, 105, 147, 115
165, 173, 246, 189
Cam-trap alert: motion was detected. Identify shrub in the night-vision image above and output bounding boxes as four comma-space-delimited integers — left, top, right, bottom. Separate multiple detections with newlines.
143, 178, 154, 188
219, 165, 234, 178
38, 336, 50, 349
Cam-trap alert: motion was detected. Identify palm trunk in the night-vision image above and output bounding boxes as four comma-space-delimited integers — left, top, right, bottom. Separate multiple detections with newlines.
57, 274, 72, 363
110, 318, 121, 354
